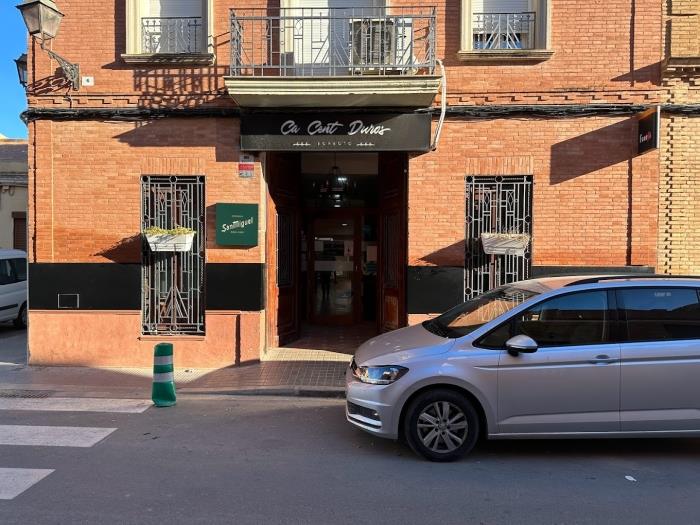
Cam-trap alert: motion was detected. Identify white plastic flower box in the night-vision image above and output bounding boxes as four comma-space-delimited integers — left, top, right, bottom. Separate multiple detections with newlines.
480, 233, 530, 256
145, 232, 195, 252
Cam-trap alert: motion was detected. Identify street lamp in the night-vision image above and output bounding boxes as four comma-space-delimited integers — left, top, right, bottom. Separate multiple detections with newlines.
14, 53, 28, 88
16, 0, 80, 90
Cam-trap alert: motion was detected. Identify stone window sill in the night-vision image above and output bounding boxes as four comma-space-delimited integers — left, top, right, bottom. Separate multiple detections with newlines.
139, 335, 206, 341
457, 49, 554, 63
121, 53, 215, 66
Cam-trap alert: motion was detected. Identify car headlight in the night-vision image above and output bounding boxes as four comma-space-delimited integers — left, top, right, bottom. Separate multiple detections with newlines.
353, 365, 408, 385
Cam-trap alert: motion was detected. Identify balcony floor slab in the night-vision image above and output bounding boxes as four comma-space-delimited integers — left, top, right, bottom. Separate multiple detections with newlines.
224, 75, 442, 108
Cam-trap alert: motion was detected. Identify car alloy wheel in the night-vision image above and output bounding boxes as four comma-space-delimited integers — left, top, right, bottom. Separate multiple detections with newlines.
404, 389, 479, 462
417, 401, 468, 453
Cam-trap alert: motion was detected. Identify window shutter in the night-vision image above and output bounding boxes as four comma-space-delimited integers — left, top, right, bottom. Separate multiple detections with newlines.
13, 217, 27, 252
472, 0, 529, 13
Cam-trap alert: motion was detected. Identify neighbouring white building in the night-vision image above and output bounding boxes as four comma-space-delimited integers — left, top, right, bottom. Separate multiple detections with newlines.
0, 135, 28, 251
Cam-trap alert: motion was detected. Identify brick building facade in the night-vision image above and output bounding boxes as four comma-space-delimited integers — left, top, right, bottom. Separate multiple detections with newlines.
21, 0, 668, 367
660, 0, 700, 275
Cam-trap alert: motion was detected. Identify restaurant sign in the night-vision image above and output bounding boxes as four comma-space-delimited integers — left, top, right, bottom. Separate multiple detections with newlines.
215, 203, 258, 246
637, 106, 660, 156
241, 112, 431, 152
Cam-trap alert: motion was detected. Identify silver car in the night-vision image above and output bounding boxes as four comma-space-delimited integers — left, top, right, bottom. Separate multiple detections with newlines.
346, 275, 700, 461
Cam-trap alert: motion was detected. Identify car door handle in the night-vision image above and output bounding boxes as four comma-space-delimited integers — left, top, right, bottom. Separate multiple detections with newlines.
589, 354, 616, 364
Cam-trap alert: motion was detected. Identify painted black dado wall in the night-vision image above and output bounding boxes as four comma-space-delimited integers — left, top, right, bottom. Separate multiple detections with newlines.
407, 265, 656, 314
407, 266, 464, 314
28, 263, 265, 311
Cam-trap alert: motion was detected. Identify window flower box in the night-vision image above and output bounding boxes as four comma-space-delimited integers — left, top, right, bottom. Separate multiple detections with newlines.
480, 233, 530, 256
144, 227, 196, 252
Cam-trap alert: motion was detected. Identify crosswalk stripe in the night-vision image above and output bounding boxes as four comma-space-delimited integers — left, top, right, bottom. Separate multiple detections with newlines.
0, 468, 54, 500
0, 397, 151, 414
0, 425, 117, 447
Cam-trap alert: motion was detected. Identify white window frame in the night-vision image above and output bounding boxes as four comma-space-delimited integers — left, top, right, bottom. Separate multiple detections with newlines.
124, 0, 214, 60
459, 0, 551, 58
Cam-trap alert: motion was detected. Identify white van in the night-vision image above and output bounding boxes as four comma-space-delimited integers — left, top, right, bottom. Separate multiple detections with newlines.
0, 249, 27, 328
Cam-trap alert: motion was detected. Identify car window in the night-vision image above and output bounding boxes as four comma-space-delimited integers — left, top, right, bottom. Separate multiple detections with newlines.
424, 285, 540, 338
10, 259, 26, 282
511, 291, 609, 347
0, 260, 14, 285
617, 287, 700, 342
477, 321, 512, 348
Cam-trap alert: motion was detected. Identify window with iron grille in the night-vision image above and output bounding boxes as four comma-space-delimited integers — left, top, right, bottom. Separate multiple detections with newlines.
141, 176, 205, 335
465, 175, 532, 300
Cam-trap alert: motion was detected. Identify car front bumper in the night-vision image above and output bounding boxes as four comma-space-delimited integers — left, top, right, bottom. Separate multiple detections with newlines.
345, 365, 400, 440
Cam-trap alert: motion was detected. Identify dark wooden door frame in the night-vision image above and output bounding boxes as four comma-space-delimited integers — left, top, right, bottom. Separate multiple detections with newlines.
265, 152, 302, 347
378, 152, 408, 332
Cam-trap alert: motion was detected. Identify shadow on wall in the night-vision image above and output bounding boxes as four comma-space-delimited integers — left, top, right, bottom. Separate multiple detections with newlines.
550, 118, 635, 183
93, 234, 142, 263
611, 61, 662, 85
31, 69, 72, 94
416, 239, 465, 267
112, 117, 238, 163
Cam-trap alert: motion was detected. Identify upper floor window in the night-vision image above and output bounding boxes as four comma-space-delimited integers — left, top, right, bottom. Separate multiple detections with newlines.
124, 0, 213, 63
459, 0, 551, 60
142, 0, 204, 54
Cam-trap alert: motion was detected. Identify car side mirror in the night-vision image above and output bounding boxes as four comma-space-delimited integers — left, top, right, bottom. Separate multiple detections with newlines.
505, 335, 538, 356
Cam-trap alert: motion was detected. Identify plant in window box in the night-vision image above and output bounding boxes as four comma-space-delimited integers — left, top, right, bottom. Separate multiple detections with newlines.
480, 232, 530, 256
143, 226, 196, 252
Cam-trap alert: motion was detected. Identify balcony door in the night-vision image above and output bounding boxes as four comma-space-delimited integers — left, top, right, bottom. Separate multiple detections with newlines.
281, 0, 390, 75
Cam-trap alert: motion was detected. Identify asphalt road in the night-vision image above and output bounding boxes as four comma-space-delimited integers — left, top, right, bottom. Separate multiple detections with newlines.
0, 325, 26, 365
0, 396, 698, 525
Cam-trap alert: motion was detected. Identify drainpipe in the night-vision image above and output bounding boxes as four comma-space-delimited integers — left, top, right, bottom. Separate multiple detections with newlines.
431, 58, 447, 151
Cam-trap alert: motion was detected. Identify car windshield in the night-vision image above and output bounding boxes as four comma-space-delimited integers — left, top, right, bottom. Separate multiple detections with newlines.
423, 285, 541, 338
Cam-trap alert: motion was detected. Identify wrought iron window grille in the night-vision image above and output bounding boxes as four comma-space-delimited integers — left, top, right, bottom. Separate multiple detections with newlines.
465, 175, 533, 300
141, 17, 203, 54
472, 12, 536, 50
141, 176, 205, 335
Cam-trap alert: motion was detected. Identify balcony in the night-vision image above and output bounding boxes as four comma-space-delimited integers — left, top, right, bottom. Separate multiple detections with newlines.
224, 6, 441, 108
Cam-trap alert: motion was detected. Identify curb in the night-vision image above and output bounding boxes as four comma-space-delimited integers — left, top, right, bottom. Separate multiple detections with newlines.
180, 386, 346, 399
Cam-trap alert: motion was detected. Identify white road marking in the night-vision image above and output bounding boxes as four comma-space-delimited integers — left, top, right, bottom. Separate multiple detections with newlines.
0, 425, 117, 447
0, 397, 151, 414
0, 468, 54, 500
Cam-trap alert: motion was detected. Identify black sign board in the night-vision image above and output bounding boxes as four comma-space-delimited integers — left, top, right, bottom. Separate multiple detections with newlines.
637, 107, 660, 155
241, 112, 431, 152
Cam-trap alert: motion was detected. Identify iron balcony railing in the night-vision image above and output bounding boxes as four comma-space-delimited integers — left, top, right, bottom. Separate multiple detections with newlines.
229, 6, 436, 76
142, 17, 203, 54
472, 12, 535, 50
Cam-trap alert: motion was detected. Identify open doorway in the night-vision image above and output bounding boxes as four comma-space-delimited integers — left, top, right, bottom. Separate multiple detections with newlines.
265, 151, 407, 352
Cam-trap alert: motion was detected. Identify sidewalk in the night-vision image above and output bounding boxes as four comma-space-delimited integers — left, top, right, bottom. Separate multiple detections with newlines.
0, 360, 348, 399
0, 326, 351, 399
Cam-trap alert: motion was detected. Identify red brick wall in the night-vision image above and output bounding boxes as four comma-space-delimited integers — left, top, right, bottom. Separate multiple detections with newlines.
26, 0, 663, 108
27, 118, 260, 264
408, 116, 659, 269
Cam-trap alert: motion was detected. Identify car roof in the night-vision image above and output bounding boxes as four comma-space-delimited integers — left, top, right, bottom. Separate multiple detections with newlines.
513, 274, 700, 292
0, 249, 27, 258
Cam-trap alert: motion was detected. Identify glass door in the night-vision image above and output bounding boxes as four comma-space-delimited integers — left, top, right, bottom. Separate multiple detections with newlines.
310, 215, 359, 324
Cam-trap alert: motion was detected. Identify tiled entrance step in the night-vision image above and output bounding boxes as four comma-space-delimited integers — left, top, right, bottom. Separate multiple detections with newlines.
183, 361, 348, 394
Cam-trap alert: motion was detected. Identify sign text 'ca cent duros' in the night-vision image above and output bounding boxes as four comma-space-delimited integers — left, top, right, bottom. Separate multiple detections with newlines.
240, 113, 431, 152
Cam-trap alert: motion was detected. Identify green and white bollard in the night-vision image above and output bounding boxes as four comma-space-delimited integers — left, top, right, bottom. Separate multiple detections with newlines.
152, 343, 176, 407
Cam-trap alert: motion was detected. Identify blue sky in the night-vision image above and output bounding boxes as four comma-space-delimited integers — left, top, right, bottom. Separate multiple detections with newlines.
0, 2, 28, 138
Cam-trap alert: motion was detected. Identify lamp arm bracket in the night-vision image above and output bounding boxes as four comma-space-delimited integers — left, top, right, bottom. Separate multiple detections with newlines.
40, 41, 80, 90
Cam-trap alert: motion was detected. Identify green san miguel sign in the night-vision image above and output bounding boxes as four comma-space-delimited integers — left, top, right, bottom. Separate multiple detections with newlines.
215, 203, 258, 246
